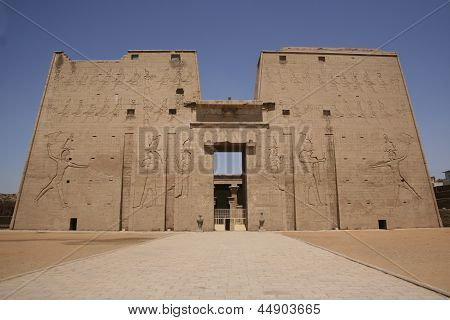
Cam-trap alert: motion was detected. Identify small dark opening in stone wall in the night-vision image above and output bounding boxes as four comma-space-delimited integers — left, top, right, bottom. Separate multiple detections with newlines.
378, 219, 387, 230
171, 54, 181, 62
169, 108, 177, 115
318, 56, 326, 62
69, 218, 77, 231
176, 88, 184, 95
131, 54, 139, 60
282, 109, 290, 115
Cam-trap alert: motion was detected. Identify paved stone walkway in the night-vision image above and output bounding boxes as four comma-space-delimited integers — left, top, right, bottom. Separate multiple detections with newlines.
0, 232, 445, 299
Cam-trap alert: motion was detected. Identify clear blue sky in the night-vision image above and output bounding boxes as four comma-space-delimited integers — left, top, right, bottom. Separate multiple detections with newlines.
0, 0, 449, 192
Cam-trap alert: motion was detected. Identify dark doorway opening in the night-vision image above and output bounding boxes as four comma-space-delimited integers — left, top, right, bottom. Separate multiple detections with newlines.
213, 143, 247, 231
378, 219, 387, 230
69, 218, 77, 231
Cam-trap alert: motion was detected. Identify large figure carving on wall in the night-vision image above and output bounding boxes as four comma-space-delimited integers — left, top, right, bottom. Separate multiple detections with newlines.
268, 136, 285, 191
134, 134, 162, 210
175, 137, 192, 199
370, 134, 422, 206
35, 132, 88, 207
298, 135, 326, 206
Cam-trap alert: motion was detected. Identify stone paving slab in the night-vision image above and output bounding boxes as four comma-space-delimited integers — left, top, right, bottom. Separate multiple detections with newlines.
0, 232, 445, 299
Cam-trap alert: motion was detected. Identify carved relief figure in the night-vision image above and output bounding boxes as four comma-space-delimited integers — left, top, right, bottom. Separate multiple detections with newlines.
155, 97, 169, 121
95, 97, 112, 119
268, 137, 282, 171
328, 74, 339, 91
100, 68, 112, 88
83, 102, 97, 119
389, 77, 401, 92
71, 99, 84, 117
292, 104, 313, 118
338, 74, 350, 89
52, 98, 72, 119
376, 72, 387, 90
35, 132, 88, 207
268, 136, 284, 191
76, 71, 89, 86
365, 99, 377, 118
354, 98, 366, 118
158, 69, 170, 90
329, 104, 344, 118
175, 137, 192, 198
351, 72, 363, 91
108, 96, 122, 120
114, 68, 125, 89
317, 73, 327, 92
370, 134, 421, 205
134, 134, 162, 209
143, 68, 155, 83
298, 135, 326, 206
142, 98, 154, 126
377, 99, 392, 118
363, 71, 376, 92
341, 98, 358, 118
127, 69, 141, 86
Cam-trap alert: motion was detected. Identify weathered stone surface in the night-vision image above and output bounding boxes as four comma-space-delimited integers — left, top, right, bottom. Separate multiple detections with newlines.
10, 48, 441, 231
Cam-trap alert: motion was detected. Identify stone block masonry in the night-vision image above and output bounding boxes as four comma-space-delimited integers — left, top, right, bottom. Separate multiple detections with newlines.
10, 48, 441, 231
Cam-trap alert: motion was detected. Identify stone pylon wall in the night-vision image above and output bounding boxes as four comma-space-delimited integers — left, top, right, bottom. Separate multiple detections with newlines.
11, 47, 441, 231
11, 51, 204, 231
255, 48, 441, 230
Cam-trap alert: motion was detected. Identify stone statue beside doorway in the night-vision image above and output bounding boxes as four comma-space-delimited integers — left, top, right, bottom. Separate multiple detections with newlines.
259, 212, 265, 231
196, 215, 204, 232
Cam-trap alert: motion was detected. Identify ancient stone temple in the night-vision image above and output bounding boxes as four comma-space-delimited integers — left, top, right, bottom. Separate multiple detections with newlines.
10, 47, 442, 231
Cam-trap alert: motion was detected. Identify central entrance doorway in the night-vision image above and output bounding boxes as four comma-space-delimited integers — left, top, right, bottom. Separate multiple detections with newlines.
213, 143, 247, 231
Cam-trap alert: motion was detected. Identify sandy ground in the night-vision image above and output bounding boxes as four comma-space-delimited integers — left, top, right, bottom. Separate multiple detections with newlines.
0, 230, 170, 280
280, 228, 450, 293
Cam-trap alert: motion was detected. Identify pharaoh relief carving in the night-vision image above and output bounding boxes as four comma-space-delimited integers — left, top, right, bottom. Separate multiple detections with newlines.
287, 69, 302, 87
155, 98, 169, 121
35, 132, 88, 207
268, 136, 284, 192
143, 68, 156, 84
376, 72, 387, 90
298, 134, 326, 206
363, 71, 376, 92
370, 133, 422, 206
175, 137, 193, 199
127, 69, 141, 86
95, 97, 113, 119
142, 97, 155, 126
133, 133, 163, 210
157, 68, 171, 90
